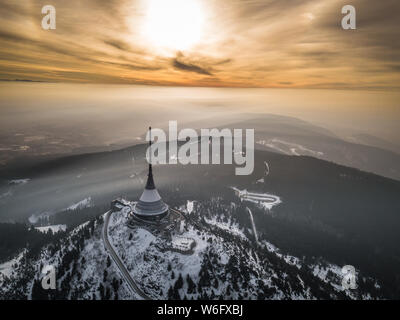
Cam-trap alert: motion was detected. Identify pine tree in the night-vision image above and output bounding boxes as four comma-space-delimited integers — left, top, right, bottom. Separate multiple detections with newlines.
98, 283, 105, 300
112, 277, 119, 292
210, 290, 215, 299
172, 287, 181, 300
103, 269, 108, 282
167, 286, 174, 299
174, 273, 184, 290
105, 286, 111, 300
226, 285, 231, 296
213, 278, 219, 289
186, 274, 196, 293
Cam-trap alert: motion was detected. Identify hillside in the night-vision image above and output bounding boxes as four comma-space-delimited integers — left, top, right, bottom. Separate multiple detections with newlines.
0, 200, 383, 300
0, 139, 400, 298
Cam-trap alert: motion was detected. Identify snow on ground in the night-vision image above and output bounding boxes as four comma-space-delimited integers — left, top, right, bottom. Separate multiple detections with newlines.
28, 212, 51, 224
28, 197, 93, 225
71, 230, 131, 300
204, 215, 247, 240
70, 221, 91, 235
257, 138, 324, 157
0, 250, 26, 279
108, 209, 214, 298
186, 201, 194, 214
31, 218, 131, 300
261, 238, 370, 299
312, 263, 343, 283
66, 197, 94, 210
8, 179, 30, 185
261, 240, 302, 269
35, 224, 67, 234
310, 262, 362, 299
104, 204, 379, 300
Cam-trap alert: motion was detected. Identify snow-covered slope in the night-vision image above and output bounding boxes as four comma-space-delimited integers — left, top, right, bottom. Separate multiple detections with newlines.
35, 224, 67, 234
0, 216, 131, 300
105, 200, 382, 300
0, 198, 384, 300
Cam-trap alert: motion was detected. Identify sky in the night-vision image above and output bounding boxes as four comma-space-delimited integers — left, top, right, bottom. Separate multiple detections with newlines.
0, 0, 399, 89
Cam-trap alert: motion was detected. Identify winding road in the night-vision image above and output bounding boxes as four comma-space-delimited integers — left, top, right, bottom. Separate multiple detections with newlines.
232, 187, 281, 205
102, 210, 150, 300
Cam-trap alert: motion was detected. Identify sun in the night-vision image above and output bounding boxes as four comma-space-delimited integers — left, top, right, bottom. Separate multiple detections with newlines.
142, 0, 205, 52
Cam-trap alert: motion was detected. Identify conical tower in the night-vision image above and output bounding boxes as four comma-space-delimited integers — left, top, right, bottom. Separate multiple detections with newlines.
132, 127, 169, 221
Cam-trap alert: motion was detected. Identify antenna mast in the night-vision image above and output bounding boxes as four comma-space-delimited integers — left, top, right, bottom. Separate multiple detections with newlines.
149, 126, 152, 169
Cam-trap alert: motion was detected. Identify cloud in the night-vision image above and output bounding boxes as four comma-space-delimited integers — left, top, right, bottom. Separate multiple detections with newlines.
0, 0, 398, 88
0, 79, 47, 82
172, 53, 212, 75
103, 39, 130, 51
172, 59, 212, 75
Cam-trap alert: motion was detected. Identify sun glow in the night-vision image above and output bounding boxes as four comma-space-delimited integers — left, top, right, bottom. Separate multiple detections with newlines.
143, 0, 205, 52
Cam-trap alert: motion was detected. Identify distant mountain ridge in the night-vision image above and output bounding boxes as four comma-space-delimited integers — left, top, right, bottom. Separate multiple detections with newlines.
224, 114, 400, 181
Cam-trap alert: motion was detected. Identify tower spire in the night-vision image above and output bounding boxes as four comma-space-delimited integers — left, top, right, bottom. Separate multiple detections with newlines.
131, 126, 169, 221
146, 126, 155, 190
